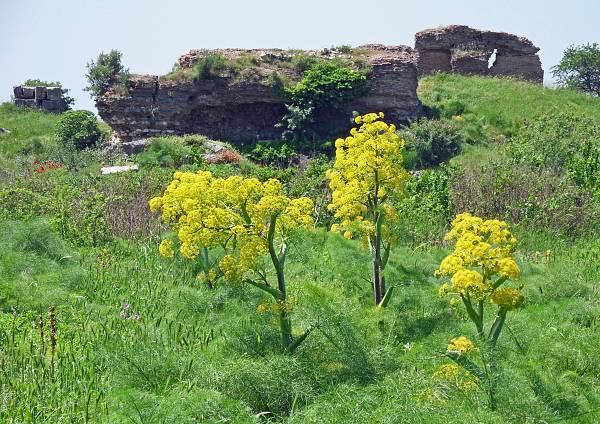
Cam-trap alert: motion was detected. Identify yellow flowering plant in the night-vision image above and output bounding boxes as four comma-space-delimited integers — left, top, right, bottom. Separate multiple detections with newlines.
326, 112, 409, 306
434, 212, 524, 409
150, 171, 314, 352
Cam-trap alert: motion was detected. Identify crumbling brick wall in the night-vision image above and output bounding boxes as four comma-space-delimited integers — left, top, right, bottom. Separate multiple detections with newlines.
13, 85, 68, 113
415, 25, 544, 83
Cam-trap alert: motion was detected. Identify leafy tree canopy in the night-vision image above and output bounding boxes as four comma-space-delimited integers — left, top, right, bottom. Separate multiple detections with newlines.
552, 43, 600, 96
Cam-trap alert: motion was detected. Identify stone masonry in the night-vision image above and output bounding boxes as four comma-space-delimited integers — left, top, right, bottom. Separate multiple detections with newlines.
415, 25, 543, 83
97, 25, 544, 143
97, 45, 422, 142
13, 85, 68, 113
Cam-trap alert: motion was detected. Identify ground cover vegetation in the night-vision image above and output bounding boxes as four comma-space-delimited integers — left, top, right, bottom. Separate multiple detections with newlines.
1, 66, 600, 423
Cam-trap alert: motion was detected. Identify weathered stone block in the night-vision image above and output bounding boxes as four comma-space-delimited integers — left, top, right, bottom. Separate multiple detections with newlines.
34, 86, 47, 100
417, 49, 451, 75
41, 100, 60, 110
46, 87, 62, 100
122, 139, 150, 155
21, 87, 35, 99
14, 99, 36, 108
415, 25, 543, 83
13, 86, 23, 98
451, 52, 489, 75
489, 53, 544, 82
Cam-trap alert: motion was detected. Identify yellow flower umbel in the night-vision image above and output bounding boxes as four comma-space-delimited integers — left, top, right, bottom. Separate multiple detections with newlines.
447, 336, 478, 356
326, 112, 408, 305
435, 213, 523, 346
433, 214, 524, 411
149, 171, 314, 352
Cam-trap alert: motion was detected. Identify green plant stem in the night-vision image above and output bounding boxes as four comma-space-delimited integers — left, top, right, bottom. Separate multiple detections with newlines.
489, 309, 508, 348
371, 169, 384, 305
461, 295, 484, 338
267, 213, 293, 350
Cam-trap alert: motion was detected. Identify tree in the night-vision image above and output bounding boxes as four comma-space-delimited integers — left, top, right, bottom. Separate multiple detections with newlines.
326, 112, 409, 306
150, 172, 314, 352
552, 43, 600, 96
85, 50, 130, 99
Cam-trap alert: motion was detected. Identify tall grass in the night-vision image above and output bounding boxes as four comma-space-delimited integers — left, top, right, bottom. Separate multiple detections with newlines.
1, 75, 600, 422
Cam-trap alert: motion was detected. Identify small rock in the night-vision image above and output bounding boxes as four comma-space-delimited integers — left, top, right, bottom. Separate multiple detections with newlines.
122, 139, 150, 155
202, 140, 227, 154
0, 128, 11, 134
101, 165, 139, 175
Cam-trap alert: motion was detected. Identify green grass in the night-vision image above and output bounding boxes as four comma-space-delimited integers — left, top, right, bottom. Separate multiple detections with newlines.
419, 73, 600, 136
1, 75, 600, 422
0, 103, 60, 161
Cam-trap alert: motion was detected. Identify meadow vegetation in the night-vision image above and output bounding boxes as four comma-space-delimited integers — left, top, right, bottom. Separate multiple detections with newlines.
1, 73, 600, 423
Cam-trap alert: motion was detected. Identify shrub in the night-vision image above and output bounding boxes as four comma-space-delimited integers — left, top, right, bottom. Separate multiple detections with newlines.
287, 155, 332, 228
326, 113, 408, 306
449, 159, 600, 236
400, 118, 464, 169
279, 60, 366, 143
286, 61, 366, 109
247, 143, 297, 168
136, 137, 193, 168
508, 111, 600, 170
169, 53, 237, 82
85, 50, 130, 99
567, 138, 600, 195
55, 110, 103, 149
395, 166, 451, 246
192, 53, 229, 81
289, 53, 320, 73
0, 170, 111, 246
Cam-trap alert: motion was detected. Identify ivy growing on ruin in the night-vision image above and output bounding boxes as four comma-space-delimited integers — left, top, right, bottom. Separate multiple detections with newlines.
277, 59, 368, 145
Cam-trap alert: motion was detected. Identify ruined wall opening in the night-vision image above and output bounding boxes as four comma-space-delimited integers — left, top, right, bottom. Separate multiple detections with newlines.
488, 49, 498, 69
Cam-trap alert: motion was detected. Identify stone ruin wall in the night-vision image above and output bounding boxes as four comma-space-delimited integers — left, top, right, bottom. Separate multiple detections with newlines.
97, 45, 422, 143
96, 25, 543, 143
415, 25, 543, 83
13, 86, 68, 113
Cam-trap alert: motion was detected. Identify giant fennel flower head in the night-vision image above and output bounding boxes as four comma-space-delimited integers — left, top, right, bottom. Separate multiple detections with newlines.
326, 112, 408, 240
150, 171, 313, 281
435, 213, 523, 310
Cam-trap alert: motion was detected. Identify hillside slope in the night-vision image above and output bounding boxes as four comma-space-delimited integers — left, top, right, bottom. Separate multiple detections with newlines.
0, 75, 599, 423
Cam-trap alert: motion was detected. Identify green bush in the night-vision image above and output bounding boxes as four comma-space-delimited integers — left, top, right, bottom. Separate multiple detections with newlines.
0, 170, 111, 247
400, 118, 464, 168
289, 52, 320, 73
395, 167, 452, 246
85, 50, 130, 99
55, 110, 103, 150
568, 138, 600, 196
136, 137, 194, 168
286, 61, 366, 109
192, 53, 229, 81
247, 142, 297, 168
166, 53, 249, 83
449, 158, 600, 236
279, 61, 366, 143
508, 111, 600, 170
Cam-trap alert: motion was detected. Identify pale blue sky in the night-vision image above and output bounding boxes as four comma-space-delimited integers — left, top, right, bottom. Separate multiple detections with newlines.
1, 0, 599, 112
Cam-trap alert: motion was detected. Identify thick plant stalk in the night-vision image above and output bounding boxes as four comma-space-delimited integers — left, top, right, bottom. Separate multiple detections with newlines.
267, 214, 293, 350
